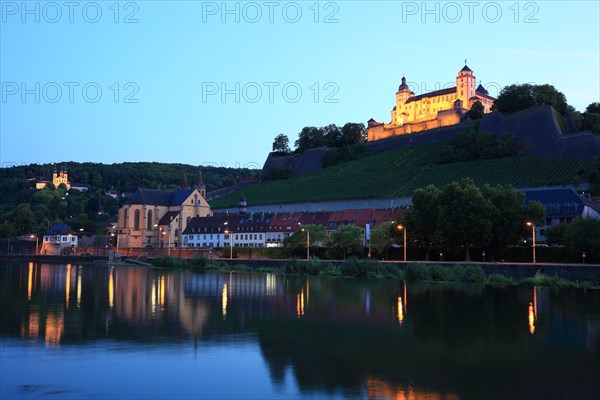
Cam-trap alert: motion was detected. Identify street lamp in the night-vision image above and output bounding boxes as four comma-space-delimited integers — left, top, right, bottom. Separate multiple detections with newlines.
224, 229, 233, 259
30, 234, 38, 255
301, 228, 310, 260
397, 225, 407, 262
526, 222, 536, 264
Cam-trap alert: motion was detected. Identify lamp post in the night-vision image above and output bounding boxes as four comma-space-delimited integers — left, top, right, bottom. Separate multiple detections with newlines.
224, 229, 233, 259
397, 224, 407, 262
30, 234, 38, 255
301, 228, 310, 260
526, 222, 536, 264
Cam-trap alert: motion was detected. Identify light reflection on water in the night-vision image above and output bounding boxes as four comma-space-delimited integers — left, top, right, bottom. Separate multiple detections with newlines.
1, 262, 600, 400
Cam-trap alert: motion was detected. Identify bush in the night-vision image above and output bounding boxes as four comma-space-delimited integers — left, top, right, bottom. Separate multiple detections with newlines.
339, 257, 391, 278
518, 273, 579, 288
405, 262, 431, 282
232, 264, 252, 272
188, 256, 209, 270
486, 274, 514, 287
152, 256, 188, 269
461, 265, 485, 284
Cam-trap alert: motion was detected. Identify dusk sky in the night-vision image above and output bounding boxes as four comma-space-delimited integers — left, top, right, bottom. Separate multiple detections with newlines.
1, 0, 598, 168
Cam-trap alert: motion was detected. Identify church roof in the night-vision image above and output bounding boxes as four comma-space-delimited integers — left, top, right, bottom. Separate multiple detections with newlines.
125, 188, 195, 206
158, 211, 180, 225
460, 65, 472, 72
476, 83, 488, 94
405, 87, 456, 104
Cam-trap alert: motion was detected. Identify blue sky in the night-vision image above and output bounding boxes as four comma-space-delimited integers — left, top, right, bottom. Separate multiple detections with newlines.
1, 0, 599, 168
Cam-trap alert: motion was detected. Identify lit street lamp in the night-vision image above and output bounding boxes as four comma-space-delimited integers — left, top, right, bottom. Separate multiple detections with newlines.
397, 224, 407, 262
582, 251, 586, 264
224, 229, 233, 259
526, 222, 536, 264
301, 228, 310, 260
482, 251, 486, 262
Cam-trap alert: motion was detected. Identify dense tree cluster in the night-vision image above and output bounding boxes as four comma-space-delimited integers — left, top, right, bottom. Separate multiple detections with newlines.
0, 162, 258, 238
272, 122, 367, 155
493, 84, 599, 135
284, 223, 364, 259
545, 217, 600, 261
494, 84, 569, 115
439, 128, 517, 163
401, 179, 545, 261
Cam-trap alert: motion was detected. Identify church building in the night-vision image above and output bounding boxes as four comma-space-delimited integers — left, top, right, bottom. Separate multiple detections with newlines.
116, 173, 211, 248
368, 64, 496, 141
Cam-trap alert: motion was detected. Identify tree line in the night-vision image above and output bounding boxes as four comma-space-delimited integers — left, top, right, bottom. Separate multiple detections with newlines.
272, 122, 367, 154
283, 180, 548, 261
0, 162, 258, 238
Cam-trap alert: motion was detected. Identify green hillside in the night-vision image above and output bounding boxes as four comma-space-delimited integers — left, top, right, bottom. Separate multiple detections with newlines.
209, 143, 593, 208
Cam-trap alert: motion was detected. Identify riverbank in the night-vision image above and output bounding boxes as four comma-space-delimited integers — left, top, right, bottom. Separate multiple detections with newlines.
151, 256, 600, 288
2, 254, 599, 287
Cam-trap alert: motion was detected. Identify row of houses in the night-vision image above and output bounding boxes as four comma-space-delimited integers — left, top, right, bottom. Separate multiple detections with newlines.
112, 186, 599, 249
182, 208, 406, 249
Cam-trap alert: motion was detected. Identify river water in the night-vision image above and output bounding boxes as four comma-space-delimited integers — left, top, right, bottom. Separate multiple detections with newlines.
1, 262, 598, 399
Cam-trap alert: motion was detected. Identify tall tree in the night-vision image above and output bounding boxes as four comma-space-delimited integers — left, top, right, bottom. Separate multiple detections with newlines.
564, 217, 600, 262
327, 225, 363, 259
340, 123, 367, 146
436, 179, 495, 261
481, 184, 544, 259
294, 127, 326, 153
272, 133, 291, 153
369, 221, 395, 259
284, 224, 327, 256
403, 185, 441, 260
323, 124, 342, 147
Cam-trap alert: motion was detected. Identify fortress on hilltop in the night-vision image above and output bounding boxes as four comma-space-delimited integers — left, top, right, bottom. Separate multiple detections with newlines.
368, 63, 496, 141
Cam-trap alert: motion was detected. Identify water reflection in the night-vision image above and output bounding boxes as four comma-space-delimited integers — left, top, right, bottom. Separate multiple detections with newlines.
1, 262, 599, 399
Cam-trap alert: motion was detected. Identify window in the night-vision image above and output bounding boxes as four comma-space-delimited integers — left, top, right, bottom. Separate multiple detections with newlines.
134, 209, 140, 230
147, 210, 153, 230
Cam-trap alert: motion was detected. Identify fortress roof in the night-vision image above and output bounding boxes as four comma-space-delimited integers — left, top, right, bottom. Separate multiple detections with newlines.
405, 87, 456, 104
460, 65, 472, 72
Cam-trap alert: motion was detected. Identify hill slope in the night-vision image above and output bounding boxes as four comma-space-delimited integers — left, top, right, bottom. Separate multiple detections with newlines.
209, 143, 593, 209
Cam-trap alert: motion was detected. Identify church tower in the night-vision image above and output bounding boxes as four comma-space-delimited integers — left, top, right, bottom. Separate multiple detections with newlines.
393, 76, 412, 125
456, 63, 476, 108
196, 171, 206, 198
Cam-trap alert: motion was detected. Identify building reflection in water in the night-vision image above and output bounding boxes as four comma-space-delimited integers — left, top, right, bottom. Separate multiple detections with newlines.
76, 266, 82, 308
397, 281, 407, 325
222, 281, 228, 318
296, 289, 305, 318
65, 264, 71, 309
529, 286, 538, 335
366, 377, 459, 400
108, 267, 115, 309
266, 273, 276, 296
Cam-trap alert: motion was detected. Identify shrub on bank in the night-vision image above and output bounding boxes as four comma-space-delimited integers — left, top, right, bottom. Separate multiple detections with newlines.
487, 274, 514, 287
462, 265, 486, 284
340, 257, 401, 279
152, 256, 188, 269
518, 273, 581, 288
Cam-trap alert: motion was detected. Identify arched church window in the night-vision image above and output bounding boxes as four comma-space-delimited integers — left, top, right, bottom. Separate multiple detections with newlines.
147, 210, 153, 230
134, 209, 140, 230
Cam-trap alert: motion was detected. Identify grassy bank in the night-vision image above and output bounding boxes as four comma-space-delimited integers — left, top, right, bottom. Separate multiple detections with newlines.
151, 256, 598, 289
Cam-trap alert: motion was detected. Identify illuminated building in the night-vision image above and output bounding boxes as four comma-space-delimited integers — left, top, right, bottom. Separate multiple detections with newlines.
36, 166, 71, 190
368, 63, 496, 141
117, 184, 212, 248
